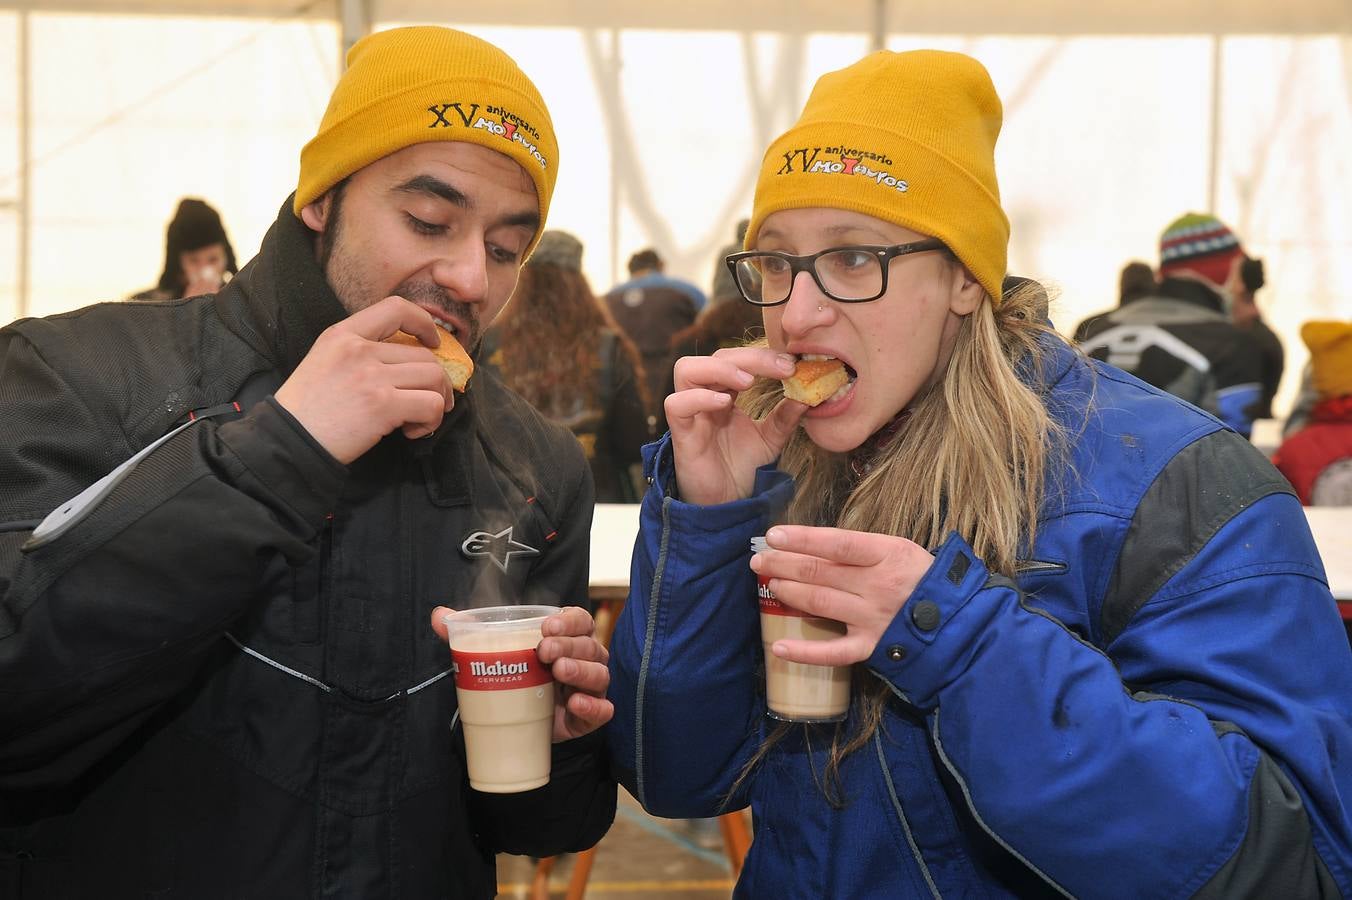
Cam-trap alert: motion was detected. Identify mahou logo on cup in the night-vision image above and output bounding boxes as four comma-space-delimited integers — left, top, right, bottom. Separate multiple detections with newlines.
451, 649, 553, 691
751, 534, 810, 618
757, 575, 811, 618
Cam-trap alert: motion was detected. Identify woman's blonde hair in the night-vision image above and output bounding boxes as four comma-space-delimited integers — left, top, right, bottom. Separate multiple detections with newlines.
732, 276, 1065, 805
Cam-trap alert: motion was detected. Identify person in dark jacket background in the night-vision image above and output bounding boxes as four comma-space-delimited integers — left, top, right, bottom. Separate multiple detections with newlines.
129, 196, 239, 301
1071, 258, 1155, 343
605, 248, 703, 419
484, 230, 652, 502
1231, 256, 1285, 420
1078, 213, 1264, 437
0, 26, 614, 898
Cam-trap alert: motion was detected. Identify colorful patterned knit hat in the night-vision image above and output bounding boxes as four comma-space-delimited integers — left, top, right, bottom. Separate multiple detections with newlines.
1158, 213, 1244, 287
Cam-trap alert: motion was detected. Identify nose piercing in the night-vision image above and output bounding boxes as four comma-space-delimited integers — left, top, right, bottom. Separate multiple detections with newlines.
817, 304, 824, 312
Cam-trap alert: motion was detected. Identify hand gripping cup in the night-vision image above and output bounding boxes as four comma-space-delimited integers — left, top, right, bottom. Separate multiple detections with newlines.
444, 605, 559, 793
751, 537, 850, 722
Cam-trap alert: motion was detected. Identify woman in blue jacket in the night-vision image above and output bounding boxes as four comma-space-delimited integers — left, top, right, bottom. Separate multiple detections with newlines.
607, 48, 1352, 897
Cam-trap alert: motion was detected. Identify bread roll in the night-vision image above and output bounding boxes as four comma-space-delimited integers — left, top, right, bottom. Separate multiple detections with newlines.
385, 324, 474, 392
782, 358, 849, 407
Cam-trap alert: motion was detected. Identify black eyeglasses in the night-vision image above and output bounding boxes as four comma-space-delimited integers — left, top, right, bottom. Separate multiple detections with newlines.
725, 238, 949, 306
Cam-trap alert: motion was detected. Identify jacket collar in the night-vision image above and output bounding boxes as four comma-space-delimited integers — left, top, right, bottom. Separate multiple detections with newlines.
219, 196, 348, 377
1152, 276, 1225, 313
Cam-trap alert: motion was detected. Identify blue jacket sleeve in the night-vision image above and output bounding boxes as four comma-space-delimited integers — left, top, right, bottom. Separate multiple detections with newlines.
866, 493, 1352, 897
607, 435, 794, 817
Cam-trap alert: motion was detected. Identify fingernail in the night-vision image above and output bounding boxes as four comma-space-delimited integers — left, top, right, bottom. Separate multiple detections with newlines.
766, 527, 785, 544
748, 553, 762, 571
776, 354, 797, 373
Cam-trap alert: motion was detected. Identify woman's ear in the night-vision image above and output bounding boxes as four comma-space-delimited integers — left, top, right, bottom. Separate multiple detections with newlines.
949, 263, 984, 316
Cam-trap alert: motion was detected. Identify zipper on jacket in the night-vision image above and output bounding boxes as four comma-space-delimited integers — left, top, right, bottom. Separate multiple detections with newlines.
874, 731, 943, 899
633, 496, 674, 809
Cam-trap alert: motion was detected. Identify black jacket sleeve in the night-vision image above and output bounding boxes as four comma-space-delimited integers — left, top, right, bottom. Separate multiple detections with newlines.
470, 730, 615, 856
0, 330, 345, 791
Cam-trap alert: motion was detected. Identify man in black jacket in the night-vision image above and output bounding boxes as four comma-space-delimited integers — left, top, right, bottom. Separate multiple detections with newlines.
1079, 213, 1264, 437
0, 27, 615, 898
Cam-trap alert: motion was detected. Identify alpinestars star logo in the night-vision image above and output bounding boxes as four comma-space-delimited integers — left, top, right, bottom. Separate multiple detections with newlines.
461, 526, 541, 573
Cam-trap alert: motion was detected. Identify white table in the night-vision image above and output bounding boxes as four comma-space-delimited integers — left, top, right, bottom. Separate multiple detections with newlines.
586, 502, 1352, 602
1305, 506, 1352, 603
587, 503, 640, 645
589, 503, 640, 598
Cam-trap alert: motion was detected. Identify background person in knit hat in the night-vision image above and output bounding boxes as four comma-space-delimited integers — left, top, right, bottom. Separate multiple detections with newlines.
1078, 212, 1265, 437
128, 196, 239, 301
707, 217, 752, 306
0, 26, 615, 898
482, 230, 652, 502
608, 49, 1352, 897
1273, 320, 1352, 505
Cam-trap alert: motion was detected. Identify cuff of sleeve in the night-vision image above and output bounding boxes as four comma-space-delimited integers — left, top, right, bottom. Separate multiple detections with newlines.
866, 531, 1011, 709
215, 396, 347, 535
643, 433, 794, 523
552, 727, 607, 762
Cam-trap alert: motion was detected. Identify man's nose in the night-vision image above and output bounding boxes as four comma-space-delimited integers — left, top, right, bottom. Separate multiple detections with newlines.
430, 236, 490, 304
778, 270, 832, 334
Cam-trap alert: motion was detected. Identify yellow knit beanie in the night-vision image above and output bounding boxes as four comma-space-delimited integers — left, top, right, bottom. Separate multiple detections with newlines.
746, 49, 1009, 304
295, 26, 558, 254
1302, 321, 1352, 399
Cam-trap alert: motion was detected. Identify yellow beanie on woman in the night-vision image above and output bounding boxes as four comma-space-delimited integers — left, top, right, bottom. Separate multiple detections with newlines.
746, 49, 1009, 304
295, 26, 558, 254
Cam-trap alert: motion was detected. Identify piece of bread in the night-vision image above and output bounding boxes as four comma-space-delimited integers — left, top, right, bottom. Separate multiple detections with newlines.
782, 358, 849, 407
385, 324, 474, 392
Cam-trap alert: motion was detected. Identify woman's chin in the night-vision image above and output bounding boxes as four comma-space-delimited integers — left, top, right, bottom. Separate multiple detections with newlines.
802, 419, 869, 455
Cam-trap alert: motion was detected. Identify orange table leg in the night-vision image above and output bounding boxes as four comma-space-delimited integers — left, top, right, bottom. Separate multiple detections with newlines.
718, 810, 752, 876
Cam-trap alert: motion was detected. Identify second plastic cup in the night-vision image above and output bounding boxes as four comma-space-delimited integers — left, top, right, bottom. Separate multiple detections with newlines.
752, 537, 850, 722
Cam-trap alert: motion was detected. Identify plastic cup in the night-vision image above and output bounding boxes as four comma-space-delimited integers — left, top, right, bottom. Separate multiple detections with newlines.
444, 605, 559, 793
752, 537, 850, 722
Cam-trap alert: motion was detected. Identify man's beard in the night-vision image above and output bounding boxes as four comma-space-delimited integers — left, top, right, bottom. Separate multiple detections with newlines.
317, 182, 482, 351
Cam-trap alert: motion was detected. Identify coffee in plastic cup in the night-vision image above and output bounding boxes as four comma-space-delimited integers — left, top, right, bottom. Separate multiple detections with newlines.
444, 605, 559, 793
751, 537, 849, 722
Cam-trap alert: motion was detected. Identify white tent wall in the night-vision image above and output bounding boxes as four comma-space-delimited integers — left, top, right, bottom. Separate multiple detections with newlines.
1, 5, 1349, 417
0, 10, 339, 318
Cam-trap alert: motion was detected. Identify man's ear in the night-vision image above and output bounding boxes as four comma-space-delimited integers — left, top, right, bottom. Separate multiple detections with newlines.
949, 263, 984, 316
299, 194, 331, 233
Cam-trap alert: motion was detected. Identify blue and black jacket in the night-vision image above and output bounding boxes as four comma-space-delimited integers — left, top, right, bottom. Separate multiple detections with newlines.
609, 336, 1352, 898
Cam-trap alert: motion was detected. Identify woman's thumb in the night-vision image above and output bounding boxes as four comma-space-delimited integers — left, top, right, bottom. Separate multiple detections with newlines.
760, 397, 808, 453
